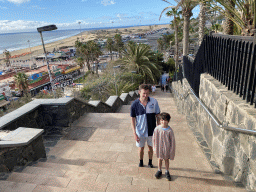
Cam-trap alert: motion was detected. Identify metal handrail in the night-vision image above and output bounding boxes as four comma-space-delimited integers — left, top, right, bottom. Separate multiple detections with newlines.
173, 87, 256, 136
189, 88, 256, 136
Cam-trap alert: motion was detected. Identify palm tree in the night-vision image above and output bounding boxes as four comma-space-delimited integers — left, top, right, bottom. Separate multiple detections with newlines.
198, 1, 207, 45
106, 38, 115, 60
14, 72, 29, 96
160, 7, 182, 68
157, 38, 165, 52
107, 80, 134, 96
177, 0, 198, 56
114, 34, 124, 58
88, 40, 102, 75
121, 43, 160, 83
75, 57, 85, 74
3, 50, 11, 67
211, 0, 255, 36
75, 40, 102, 72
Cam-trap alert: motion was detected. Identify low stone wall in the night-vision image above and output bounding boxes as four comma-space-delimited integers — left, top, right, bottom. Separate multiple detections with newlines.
172, 74, 256, 190
0, 136, 46, 172
0, 91, 138, 130
0, 91, 138, 173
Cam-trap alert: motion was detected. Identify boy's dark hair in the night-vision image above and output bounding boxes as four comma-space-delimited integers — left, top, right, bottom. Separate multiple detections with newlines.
139, 84, 151, 91
159, 112, 171, 121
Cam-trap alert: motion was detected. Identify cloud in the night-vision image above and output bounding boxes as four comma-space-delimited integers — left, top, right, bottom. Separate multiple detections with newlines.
81, 0, 87, 1
30, 5, 45, 10
101, 0, 115, 6
0, 20, 92, 33
0, 6, 8, 9
7, 0, 30, 4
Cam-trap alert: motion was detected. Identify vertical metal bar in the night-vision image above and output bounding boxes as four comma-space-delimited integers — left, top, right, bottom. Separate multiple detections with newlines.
218, 38, 223, 82
242, 43, 253, 99
207, 36, 212, 75
242, 43, 252, 100
233, 41, 242, 92
229, 40, 238, 91
216, 38, 221, 81
236, 41, 246, 95
204, 36, 208, 72
239, 42, 249, 97
210, 36, 214, 76
213, 37, 217, 78
224, 39, 231, 86
246, 44, 256, 103
227, 40, 235, 90
220, 39, 227, 84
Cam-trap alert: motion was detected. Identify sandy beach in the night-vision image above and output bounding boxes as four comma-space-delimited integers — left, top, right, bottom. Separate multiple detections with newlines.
0, 24, 169, 66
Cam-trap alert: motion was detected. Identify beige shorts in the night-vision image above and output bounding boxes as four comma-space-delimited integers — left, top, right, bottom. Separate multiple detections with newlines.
136, 136, 153, 147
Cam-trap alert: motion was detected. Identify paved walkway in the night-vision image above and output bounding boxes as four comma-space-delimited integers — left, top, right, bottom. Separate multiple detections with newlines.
0, 89, 247, 191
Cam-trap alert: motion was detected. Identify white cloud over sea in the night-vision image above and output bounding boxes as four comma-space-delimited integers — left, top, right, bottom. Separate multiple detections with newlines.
101, 0, 115, 6
0, 20, 93, 33
7, 0, 30, 4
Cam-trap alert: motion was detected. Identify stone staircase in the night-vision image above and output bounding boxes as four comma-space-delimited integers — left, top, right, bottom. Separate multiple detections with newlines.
0, 90, 248, 192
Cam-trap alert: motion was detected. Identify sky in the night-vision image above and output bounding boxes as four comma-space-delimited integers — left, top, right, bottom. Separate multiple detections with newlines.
0, 0, 200, 33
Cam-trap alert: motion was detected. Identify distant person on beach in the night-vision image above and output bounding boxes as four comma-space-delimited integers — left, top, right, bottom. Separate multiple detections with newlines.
153, 112, 175, 181
130, 84, 160, 168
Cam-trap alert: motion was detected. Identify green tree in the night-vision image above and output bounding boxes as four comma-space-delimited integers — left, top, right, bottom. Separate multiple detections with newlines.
160, 7, 182, 68
210, 0, 255, 36
3, 50, 11, 67
114, 33, 124, 58
75, 57, 85, 73
106, 38, 115, 60
14, 72, 29, 96
198, 1, 207, 45
121, 43, 160, 83
157, 38, 165, 52
87, 40, 102, 75
75, 40, 102, 72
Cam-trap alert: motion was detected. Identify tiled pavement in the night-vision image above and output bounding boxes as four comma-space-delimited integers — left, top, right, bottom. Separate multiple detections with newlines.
0, 89, 248, 191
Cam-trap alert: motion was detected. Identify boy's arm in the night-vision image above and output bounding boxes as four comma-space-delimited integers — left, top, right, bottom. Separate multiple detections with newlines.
131, 117, 139, 142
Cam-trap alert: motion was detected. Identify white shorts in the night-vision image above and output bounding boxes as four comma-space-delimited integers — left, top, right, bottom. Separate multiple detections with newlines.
136, 136, 153, 147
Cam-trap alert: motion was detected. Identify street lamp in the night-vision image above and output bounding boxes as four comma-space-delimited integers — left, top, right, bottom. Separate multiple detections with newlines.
37, 25, 57, 93
113, 65, 121, 96
78, 22, 82, 40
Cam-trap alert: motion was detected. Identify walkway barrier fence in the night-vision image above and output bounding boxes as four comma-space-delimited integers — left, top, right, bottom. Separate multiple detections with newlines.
174, 33, 256, 107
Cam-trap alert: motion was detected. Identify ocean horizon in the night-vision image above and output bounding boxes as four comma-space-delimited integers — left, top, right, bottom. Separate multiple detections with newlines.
0, 24, 159, 55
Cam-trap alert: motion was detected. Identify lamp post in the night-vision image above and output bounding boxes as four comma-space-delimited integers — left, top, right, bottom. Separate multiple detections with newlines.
27, 40, 32, 71
37, 25, 57, 93
113, 65, 121, 96
78, 22, 82, 40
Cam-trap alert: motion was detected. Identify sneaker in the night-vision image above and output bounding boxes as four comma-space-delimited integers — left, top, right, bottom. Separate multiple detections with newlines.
165, 171, 172, 181
139, 162, 144, 167
148, 163, 154, 168
155, 170, 162, 179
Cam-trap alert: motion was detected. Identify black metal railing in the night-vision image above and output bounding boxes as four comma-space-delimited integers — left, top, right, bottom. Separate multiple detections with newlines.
173, 64, 183, 83
174, 33, 256, 107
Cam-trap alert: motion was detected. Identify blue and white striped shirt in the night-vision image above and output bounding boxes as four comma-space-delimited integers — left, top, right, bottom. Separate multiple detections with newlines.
130, 97, 160, 137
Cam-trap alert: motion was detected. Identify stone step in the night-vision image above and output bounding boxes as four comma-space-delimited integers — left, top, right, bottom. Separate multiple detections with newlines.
0, 180, 37, 192
6, 172, 71, 188
27, 161, 89, 173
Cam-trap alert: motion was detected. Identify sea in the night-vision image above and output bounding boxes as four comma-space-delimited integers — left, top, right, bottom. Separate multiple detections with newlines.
0, 25, 141, 54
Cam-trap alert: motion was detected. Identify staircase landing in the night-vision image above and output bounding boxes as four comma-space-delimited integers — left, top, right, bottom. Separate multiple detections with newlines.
0, 89, 246, 192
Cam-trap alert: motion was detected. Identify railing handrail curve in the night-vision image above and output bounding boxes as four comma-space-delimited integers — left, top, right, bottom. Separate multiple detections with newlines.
172, 86, 256, 136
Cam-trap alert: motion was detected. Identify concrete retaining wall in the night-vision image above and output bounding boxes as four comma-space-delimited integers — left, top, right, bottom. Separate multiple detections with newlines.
172, 73, 256, 190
